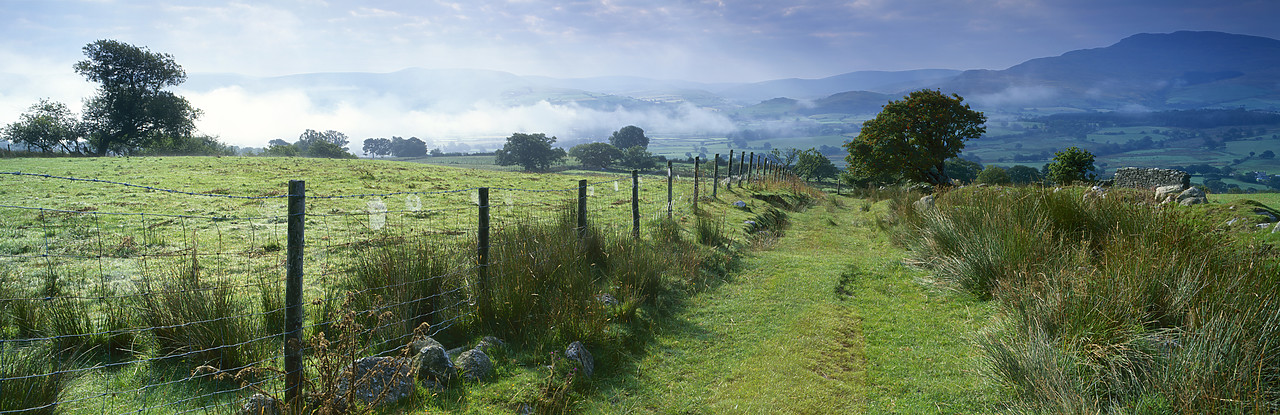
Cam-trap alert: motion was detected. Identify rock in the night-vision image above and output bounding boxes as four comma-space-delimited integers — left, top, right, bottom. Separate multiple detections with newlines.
1254, 209, 1278, 222
1114, 167, 1191, 190
1155, 185, 1184, 202
335, 357, 415, 407
733, 200, 747, 208
565, 341, 594, 378
913, 195, 935, 211
476, 336, 505, 353
1083, 185, 1106, 201
1273, 222, 1280, 234
596, 293, 619, 306
1176, 187, 1207, 206
411, 341, 456, 382
238, 393, 280, 415
408, 337, 444, 356
455, 348, 494, 381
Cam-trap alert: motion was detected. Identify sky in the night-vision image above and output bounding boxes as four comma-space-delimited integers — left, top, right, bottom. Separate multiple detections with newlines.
2, 0, 1278, 150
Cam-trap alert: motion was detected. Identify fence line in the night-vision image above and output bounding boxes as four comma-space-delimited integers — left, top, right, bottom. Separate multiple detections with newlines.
0, 162, 774, 413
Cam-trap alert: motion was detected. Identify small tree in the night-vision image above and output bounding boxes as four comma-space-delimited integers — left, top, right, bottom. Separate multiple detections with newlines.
944, 158, 983, 185
609, 125, 649, 150
495, 133, 566, 171
2, 99, 85, 153
793, 148, 838, 182
1261, 150, 1275, 159
976, 165, 1011, 185
843, 89, 986, 185
568, 142, 623, 169
1045, 146, 1097, 185
362, 138, 392, 158
76, 40, 201, 155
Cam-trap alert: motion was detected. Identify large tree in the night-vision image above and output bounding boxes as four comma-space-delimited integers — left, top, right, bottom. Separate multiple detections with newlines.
363, 137, 392, 158
843, 89, 986, 185
389, 136, 428, 157
609, 125, 649, 150
75, 39, 201, 155
568, 142, 623, 169
2, 99, 85, 153
495, 133, 566, 171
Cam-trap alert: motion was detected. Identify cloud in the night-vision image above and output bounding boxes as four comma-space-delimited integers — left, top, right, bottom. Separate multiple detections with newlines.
183, 86, 736, 151
970, 85, 1060, 108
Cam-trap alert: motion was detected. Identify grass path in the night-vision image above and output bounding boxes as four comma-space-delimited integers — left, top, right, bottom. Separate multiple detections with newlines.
587, 196, 1001, 413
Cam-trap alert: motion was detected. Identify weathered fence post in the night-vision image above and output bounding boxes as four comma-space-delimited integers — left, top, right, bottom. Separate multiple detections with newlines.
577, 179, 587, 233
747, 152, 755, 185
693, 156, 700, 211
632, 170, 640, 239
738, 151, 745, 188
666, 161, 674, 219
727, 150, 735, 189
284, 180, 305, 409
713, 154, 720, 198
477, 187, 491, 325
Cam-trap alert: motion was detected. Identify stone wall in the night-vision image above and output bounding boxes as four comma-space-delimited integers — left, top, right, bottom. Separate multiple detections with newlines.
1112, 167, 1190, 190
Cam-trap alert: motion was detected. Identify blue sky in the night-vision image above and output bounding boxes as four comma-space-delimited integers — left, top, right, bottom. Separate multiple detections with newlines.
2, 0, 1277, 148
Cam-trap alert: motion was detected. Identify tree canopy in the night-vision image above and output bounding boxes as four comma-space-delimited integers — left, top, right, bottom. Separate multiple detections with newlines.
389, 136, 428, 157
843, 89, 986, 185
75, 39, 201, 155
976, 165, 1012, 185
617, 145, 658, 170
609, 125, 649, 150
569, 142, 623, 169
1006, 165, 1043, 185
1045, 146, 1097, 185
495, 133, 566, 171
792, 148, 839, 182
363, 138, 392, 158
2, 99, 85, 153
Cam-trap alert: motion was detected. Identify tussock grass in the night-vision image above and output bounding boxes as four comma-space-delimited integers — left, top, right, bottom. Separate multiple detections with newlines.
0, 343, 78, 414
893, 185, 1280, 413
139, 254, 264, 370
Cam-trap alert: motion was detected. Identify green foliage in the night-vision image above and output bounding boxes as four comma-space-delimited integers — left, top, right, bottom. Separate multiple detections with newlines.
617, 145, 658, 170
893, 186, 1280, 412
362, 137, 392, 158
495, 132, 567, 171
568, 142, 623, 169
139, 255, 263, 370
298, 129, 348, 148
792, 148, 838, 182
608, 125, 649, 150
0, 344, 77, 415
943, 158, 982, 184
976, 165, 1011, 185
390, 136, 428, 157
1045, 146, 1097, 185
1005, 165, 1043, 185
137, 134, 234, 156
260, 132, 357, 159
843, 89, 986, 185
75, 39, 201, 156
2, 99, 86, 154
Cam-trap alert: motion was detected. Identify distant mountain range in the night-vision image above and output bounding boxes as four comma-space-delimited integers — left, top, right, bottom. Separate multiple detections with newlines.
181, 31, 1280, 119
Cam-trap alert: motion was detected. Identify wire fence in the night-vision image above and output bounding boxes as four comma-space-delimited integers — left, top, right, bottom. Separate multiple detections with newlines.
0, 155, 773, 414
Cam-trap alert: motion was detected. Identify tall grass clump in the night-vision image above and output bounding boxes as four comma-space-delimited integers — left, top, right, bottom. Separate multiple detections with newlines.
348, 239, 463, 351
893, 186, 1280, 412
139, 254, 264, 371
0, 343, 77, 414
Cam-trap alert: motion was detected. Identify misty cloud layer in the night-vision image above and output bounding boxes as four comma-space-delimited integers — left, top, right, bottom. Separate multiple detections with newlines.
183, 86, 736, 151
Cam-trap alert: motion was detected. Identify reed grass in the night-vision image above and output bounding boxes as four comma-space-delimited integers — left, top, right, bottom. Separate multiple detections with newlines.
893, 185, 1280, 412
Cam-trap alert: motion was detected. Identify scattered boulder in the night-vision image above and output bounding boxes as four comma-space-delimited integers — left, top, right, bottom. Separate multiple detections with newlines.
334, 357, 415, 407
410, 338, 456, 383
733, 200, 747, 208
1082, 185, 1106, 201
1155, 185, 1184, 202
596, 293, 619, 306
408, 337, 444, 356
1177, 187, 1208, 206
913, 195, 935, 211
565, 341, 594, 378
455, 348, 494, 381
238, 393, 280, 415
476, 336, 505, 354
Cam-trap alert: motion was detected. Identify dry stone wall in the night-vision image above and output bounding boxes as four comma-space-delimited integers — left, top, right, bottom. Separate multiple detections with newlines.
1112, 167, 1190, 190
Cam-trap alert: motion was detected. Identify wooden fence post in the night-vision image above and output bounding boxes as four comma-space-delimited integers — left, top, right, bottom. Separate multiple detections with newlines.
713, 154, 720, 198
284, 180, 305, 409
666, 161, 674, 219
693, 156, 700, 211
577, 179, 587, 233
477, 187, 491, 325
632, 170, 640, 239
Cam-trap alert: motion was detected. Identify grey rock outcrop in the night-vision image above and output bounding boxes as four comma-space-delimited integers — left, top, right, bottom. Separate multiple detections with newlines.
334, 357, 415, 407
410, 337, 456, 383
565, 341, 594, 378
476, 336, 505, 354
456, 348, 494, 381
1114, 167, 1191, 190
1177, 187, 1208, 206
913, 195, 935, 211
